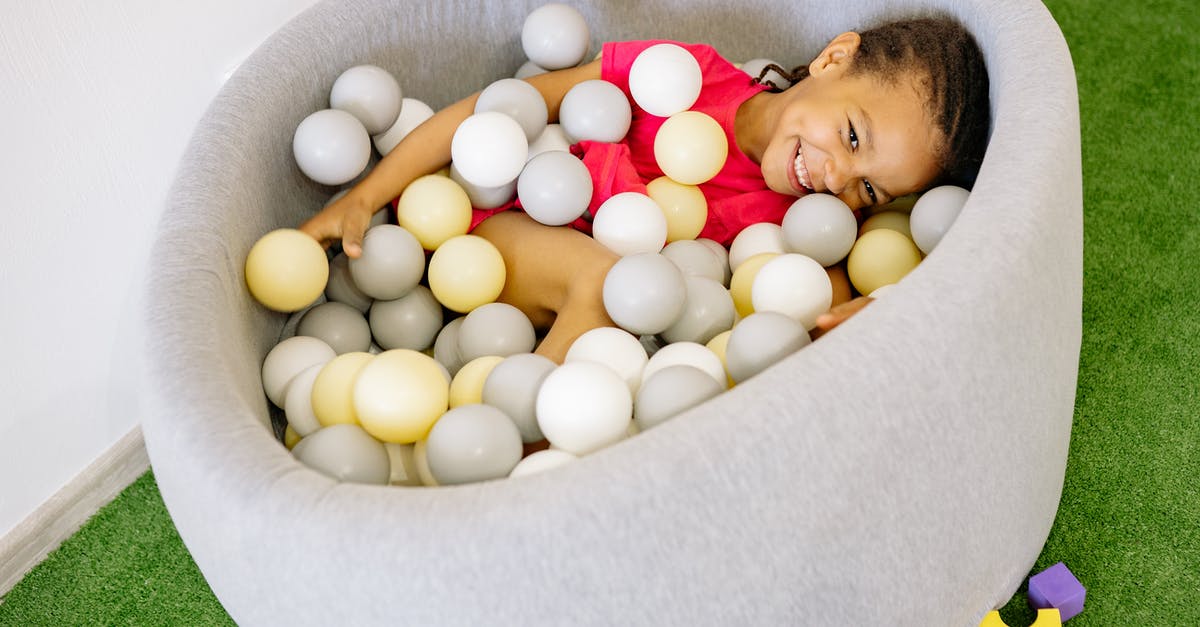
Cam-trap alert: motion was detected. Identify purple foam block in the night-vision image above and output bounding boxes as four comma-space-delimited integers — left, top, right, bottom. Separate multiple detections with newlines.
1028, 562, 1086, 621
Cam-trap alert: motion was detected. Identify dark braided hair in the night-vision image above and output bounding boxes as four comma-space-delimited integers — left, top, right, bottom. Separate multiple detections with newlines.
753, 16, 991, 189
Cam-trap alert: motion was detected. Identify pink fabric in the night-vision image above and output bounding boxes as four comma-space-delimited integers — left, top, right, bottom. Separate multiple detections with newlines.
468, 40, 801, 246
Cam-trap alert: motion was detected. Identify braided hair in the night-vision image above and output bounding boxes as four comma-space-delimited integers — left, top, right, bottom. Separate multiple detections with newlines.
753, 16, 991, 189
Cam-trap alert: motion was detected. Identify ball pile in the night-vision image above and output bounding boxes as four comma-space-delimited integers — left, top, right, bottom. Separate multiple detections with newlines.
245, 3, 970, 487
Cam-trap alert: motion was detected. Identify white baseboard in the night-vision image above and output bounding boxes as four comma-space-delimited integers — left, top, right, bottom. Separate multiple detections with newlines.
0, 426, 149, 597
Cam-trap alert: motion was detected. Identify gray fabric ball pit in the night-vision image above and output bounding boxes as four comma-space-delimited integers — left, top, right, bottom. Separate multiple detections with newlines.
141, 0, 1081, 625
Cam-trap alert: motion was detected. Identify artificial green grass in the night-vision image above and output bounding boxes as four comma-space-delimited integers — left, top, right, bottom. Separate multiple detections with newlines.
2, 0, 1198, 624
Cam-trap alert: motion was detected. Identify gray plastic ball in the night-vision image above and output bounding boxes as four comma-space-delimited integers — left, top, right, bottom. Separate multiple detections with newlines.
292, 424, 390, 485
474, 77, 549, 142
780, 194, 858, 267
558, 79, 632, 143
449, 162, 517, 210
660, 276, 736, 345
297, 301, 372, 354
725, 311, 812, 383
457, 302, 536, 362
369, 284, 443, 351
910, 185, 970, 254
325, 253, 373, 312
433, 316, 466, 376
660, 239, 726, 284
425, 404, 523, 485
481, 352, 557, 442
348, 224, 425, 300
517, 151, 594, 226
602, 253, 687, 335
634, 364, 725, 430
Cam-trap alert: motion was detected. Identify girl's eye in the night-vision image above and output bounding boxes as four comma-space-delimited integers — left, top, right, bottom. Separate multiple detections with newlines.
863, 179, 878, 205
848, 122, 859, 150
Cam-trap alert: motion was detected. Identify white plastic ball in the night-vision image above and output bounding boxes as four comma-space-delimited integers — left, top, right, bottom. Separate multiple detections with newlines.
293, 108, 371, 186
509, 449, 578, 478
628, 43, 702, 117
564, 326, 649, 395
602, 252, 687, 335
910, 185, 970, 254
329, 64, 403, 135
591, 192, 668, 256
526, 123, 572, 161
521, 3, 591, 70
780, 194, 858, 267
517, 150, 593, 226
374, 98, 435, 156
450, 111, 529, 188
261, 335, 336, 408
640, 341, 726, 389
728, 222, 786, 271
558, 79, 632, 143
475, 77, 549, 142
536, 361, 632, 456
751, 253, 833, 331
696, 238, 733, 285
283, 363, 324, 437
514, 60, 548, 80
449, 163, 517, 210
660, 239, 726, 284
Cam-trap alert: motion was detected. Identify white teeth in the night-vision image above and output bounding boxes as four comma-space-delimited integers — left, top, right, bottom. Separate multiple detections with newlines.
794, 147, 812, 191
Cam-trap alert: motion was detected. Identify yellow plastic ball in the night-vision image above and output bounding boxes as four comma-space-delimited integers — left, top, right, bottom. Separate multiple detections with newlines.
244, 228, 329, 312
412, 439, 440, 486
859, 210, 912, 239
646, 176, 708, 242
396, 174, 472, 250
311, 351, 375, 427
354, 349, 449, 443
427, 235, 506, 313
284, 425, 302, 450
448, 355, 505, 407
728, 252, 778, 318
653, 111, 728, 185
705, 329, 736, 388
846, 228, 923, 296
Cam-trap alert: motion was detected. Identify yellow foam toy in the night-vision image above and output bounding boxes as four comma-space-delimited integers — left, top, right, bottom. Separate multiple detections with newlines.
979, 608, 1063, 627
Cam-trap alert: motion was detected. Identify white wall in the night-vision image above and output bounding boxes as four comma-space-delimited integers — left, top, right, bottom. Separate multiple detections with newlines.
0, 0, 321, 537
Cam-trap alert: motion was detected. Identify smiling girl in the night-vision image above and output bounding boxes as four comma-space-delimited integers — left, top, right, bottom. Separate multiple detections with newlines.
301, 16, 990, 362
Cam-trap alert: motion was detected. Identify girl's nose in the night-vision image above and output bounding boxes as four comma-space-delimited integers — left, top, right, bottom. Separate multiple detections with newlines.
823, 159, 848, 195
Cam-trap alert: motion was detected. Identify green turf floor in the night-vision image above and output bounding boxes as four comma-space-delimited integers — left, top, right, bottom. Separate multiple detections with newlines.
2, 0, 1197, 624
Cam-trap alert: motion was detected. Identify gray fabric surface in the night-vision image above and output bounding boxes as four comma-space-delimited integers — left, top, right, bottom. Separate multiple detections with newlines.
141, 0, 1082, 625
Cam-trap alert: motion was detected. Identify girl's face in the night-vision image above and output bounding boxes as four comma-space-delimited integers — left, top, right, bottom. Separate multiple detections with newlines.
753, 34, 943, 211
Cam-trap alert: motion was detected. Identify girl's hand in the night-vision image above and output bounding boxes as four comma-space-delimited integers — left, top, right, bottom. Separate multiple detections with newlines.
299, 192, 377, 258
811, 296, 873, 339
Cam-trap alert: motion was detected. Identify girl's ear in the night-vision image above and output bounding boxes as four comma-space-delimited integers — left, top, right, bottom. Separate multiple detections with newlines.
808, 31, 863, 77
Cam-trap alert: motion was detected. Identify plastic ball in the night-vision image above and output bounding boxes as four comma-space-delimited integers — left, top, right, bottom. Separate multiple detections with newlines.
325, 253, 373, 313
368, 285, 443, 351
591, 192, 669, 256
311, 351, 375, 427
374, 97, 435, 156
725, 311, 811, 383
728, 252, 780, 318
427, 235, 507, 313
696, 237, 733, 285
475, 77, 549, 142
347, 224, 425, 301
558, 79, 632, 143
283, 363, 324, 436
449, 162, 517, 210
780, 194, 858, 267
292, 108, 371, 186
846, 228, 923, 296
660, 239, 725, 284
536, 361, 632, 456
517, 150, 593, 226
751, 253, 833, 331
432, 317, 467, 376
521, 3, 590, 70
383, 442, 423, 486
740, 58, 791, 89
645, 176, 707, 242
514, 60, 548, 80
450, 111, 529, 188
602, 252, 687, 335
653, 111, 727, 185
297, 301, 372, 355
424, 404, 523, 485
640, 341, 726, 389
245, 228, 329, 312
661, 276, 736, 345
628, 43, 702, 117
705, 329, 735, 388
564, 326, 649, 395
329, 64, 403, 135
353, 349, 449, 443
394, 174, 472, 250
284, 425, 302, 450
859, 210, 912, 238
729, 222, 786, 271
412, 439, 439, 486
292, 424, 390, 485
449, 355, 505, 408
526, 123, 572, 161
261, 335, 336, 408
457, 302, 536, 362
910, 184, 970, 254
482, 352, 557, 443
509, 448, 578, 478
634, 364, 724, 430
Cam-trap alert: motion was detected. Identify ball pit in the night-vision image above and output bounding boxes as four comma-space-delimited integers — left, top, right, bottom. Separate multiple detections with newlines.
143, 0, 1081, 624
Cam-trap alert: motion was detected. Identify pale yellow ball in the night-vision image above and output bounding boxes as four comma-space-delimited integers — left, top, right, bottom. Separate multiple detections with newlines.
353, 349, 449, 443
396, 174, 473, 250
646, 176, 708, 242
448, 355, 504, 407
284, 425, 302, 450
312, 351, 375, 427
427, 235, 507, 313
244, 228, 329, 312
728, 252, 779, 318
846, 228, 923, 296
653, 111, 727, 185
859, 210, 912, 238
412, 439, 440, 486
705, 329, 736, 388
383, 442, 423, 486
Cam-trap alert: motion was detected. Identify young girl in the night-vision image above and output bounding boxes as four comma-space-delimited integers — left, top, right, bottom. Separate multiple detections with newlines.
300, 16, 990, 363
